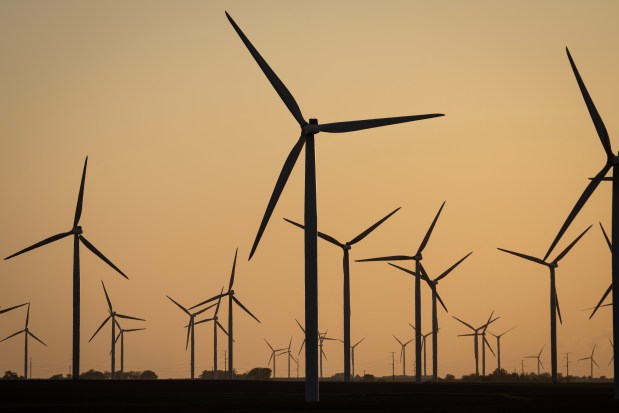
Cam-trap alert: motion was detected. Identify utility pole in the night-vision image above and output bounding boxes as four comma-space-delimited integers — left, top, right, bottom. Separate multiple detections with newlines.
29, 357, 32, 379
564, 353, 571, 383
521, 360, 525, 376
391, 352, 395, 381
223, 350, 227, 379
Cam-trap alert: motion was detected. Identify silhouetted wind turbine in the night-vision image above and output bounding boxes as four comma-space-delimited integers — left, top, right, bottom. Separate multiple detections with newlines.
541, 48, 618, 396
390, 251, 472, 381
525, 345, 545, 375
0, 303, 46, 379
225, 11, 443, 401
479, 318, 496, 376
319, 331, 337, 379
0, 303, 28, 317
112, 320, 145, 380
193, 291, 228, 379
190, 249, 261, 379
589, 223, 613, 319
284, 207, 400, 382
4, 157, 127, 380
409, 325, 433, 378
393, 335, 413, 376
167, 295, 216, 379
89, 281, 144, 379
358, 202, 447, 382
283, 337, 294, 379
498, 225, 591, 383
453, 312, 499, 376
579, 344, 599, 379
610, 339, 614, 366
489, 326, 516, 372
264, 338, 287, 379
339, 337, 366, 380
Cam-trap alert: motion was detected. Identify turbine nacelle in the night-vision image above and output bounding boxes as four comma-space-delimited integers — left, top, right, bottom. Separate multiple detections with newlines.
343, 243, 352, 251
303, 119, 319, 134
413, 254, 422, 261
547, 262, 558, 269
71, 226, 83, 235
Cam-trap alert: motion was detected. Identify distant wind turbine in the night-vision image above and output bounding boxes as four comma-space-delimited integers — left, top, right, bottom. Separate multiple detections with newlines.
0, 303, 28, 317
284, 207, 400, 382
498, 225, 590, 383
319, 331, 337, 379
339, 337, 366, 380
112, 321, 145, 380
393, 335, 413, 376
588, 223, 613, 319
479, 319, 496, 376
409, 325, 433, 378
167, 295, 216, 379
4, 157, 128, 380
0, 303, 46, 379
579, 344, 599, 379
525, 345, 545, 375
190, 249, 261, 379
390, 250, 472, 381
453, 312, 499, 376
358, 202, 447, 382
225, 10, 443, 401
89, 281, 144, 379
193, 290, 229, 379
264, 338, 287, 379
489, 326, 516, 372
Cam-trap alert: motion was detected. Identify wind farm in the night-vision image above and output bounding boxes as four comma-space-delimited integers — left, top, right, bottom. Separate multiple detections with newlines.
1, 2, 619, 412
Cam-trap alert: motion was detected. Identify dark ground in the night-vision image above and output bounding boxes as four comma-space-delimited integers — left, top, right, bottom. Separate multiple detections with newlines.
1, 380, 617, 412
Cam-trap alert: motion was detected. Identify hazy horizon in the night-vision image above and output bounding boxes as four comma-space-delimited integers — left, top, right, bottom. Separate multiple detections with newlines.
1, 0, 618, 379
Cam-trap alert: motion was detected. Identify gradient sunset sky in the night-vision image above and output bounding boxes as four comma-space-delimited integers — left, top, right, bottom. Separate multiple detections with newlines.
1, 0, 618, 379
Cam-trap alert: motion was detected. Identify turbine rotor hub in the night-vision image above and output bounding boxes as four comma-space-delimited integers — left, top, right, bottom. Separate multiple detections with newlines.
343, 243, 352, 251
549, 262, 558, 269
413, 254, 422, 261
304, 118, 320, 135
71, 226, 83, 235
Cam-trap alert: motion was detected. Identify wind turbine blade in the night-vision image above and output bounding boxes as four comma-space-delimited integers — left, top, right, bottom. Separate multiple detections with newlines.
593, 359, 600, 368
79, 236, 127, 279
5, 231, 72, 260
193, 317, 214, 326
74, 156, 88, 227
435, 252, 473, 282
404, 339, 413, 346
228, 248, 238, 292
264, 338, 274, 351
544, 163, 611, 261
101, 281, 113, 313
185, 322, 191, 350
556, 292, 563, 325
418, 263, 434, 284
248, 134, 305, 260
356, 255, 414, 262
0, 302, 28, 315
316, 114, 444, 134
565, 47, 614, 160
321, 348, 327, 361
225, 12, 305, 126
482, 317, 500, 332
348, 207, 401, 246
115, 331, 122, 345
500, 326, 517, 337
497, 248, 546, 265
539, 359, 545, 370
589, 284, 613, 319
353, 338, 366, 347
452, 316, 475, 331
125, 328, 146, 333
193, 302, 218, 317
295, 318, 305, 333
25, 303, 30, 328
592, 344, 596, 357
481, 311, 495, 333
0, 329, 24, 342
435, 290, 449, 313
114, 317, 122, 330
217, 321, 229, 336
538, 345, 545, 357
483, 337, 495, 356
298, 339, 305, 355
388, 263, 423, 280
393, 335, 403, 346
458, 333, 476, 337
578, 357, 588, 361
190, 294, 226, 310
232, 296, 261, 323
399, 348, 403, 363
268, 352, 273, 366
599, 222, 612, 251
28, 330, 47, 346
417, 201, 446, 255
89, 315, 111, 342
115, 314, 146, 322
214, 287, 224, 315
166, 296, 191, 316
552, 225, 592, 264
283, 218, 342, 247
288, 336, 293, 350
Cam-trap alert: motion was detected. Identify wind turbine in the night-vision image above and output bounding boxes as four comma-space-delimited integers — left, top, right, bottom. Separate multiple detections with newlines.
525, 345, 545, 376
190, 249, 260, 379
264, 338, 287, 379
284, 207, 400, 382
610, 339, 614, 366
193, 291, 229, 379
225, 11, 443, 401
357, 202, 447, 382
89, 281, 145, 379
4, 157, 128, 380
409, 325, 433, 378
282, 337, 294, 379
589, 223, 613, 319
453, 312, 499, 376
0, 303, 28, 317
479, 319, 496, 376
393, 335, 413, 376
112, 321, 145, 380
167, 295, 216, 379
498, 225, 590, 383
319, 331, 337, 379
390, 251, 472, 381
579, 344, 599, 379
539, 48, 618, 397
489, 326, 516, 372
339, 337, 366, 380
0, 303, 46, 379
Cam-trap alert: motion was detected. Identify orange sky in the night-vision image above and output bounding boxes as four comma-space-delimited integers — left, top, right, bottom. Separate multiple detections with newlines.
1, 0, 618, 379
